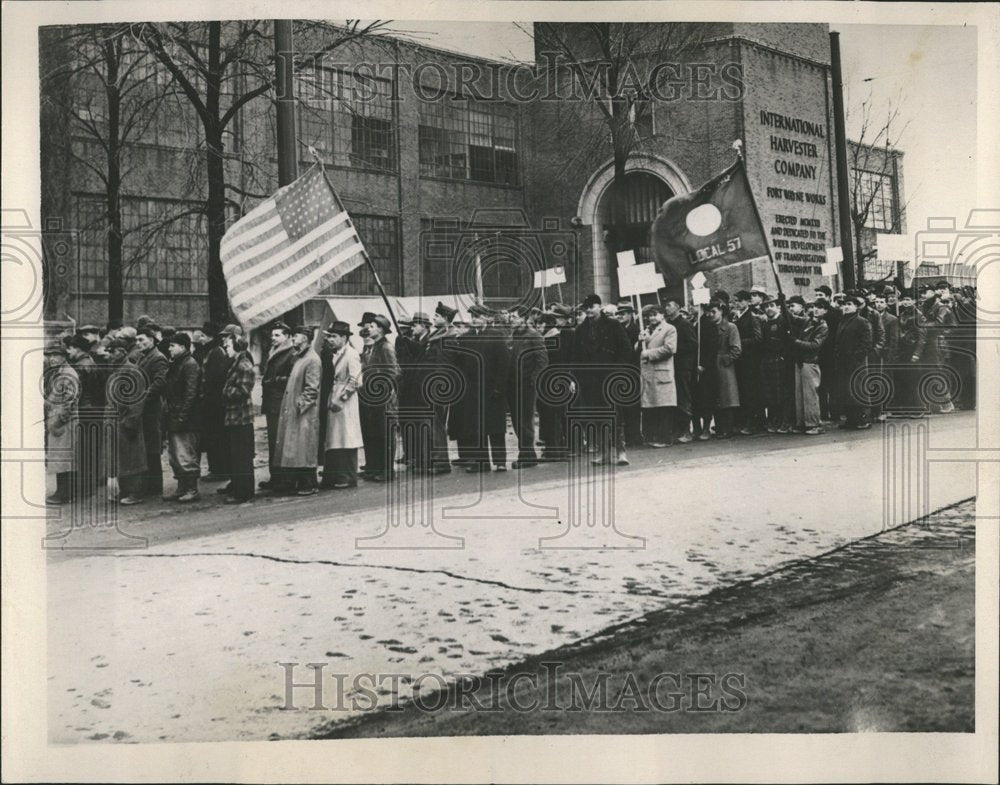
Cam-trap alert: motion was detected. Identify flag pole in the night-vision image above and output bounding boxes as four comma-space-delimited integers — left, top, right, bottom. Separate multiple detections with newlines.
734, 141, 784, 299
310, 148, 400, 333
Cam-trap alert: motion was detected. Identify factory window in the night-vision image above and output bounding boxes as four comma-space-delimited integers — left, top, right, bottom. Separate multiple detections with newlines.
418, 98, 519, 185
296, 66, 397, 172
854, 169, 896, 231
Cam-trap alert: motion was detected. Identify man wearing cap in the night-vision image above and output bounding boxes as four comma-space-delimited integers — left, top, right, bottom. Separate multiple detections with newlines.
131, 329, 168, 502
760, 295, 795, 434
573, 293, 633, 466
537, 304, 575, 462
422, 302, 460, 474
321, 322, 364, 489
835, 296, 873, 429
66, 334, 106, 498
274, 327, 322, 495
260, 322, 296, 491
218, 333, 256, 503
449, 303, 510, 472
697, 301, 742, 440
914, 284, 956, 413
44, 343, 79, 505
872, 292, 899, 421
163, 332, 203, 501
506, 305, 548, 469
615, 300, 643, 447
102, 339, 147, 504
359, 315, 401, 482
191, 322, 216, 366
637, 304, 677, 446
789, 300, 828, 435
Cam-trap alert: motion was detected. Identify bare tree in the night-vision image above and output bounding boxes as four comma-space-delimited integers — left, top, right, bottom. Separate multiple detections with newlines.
846, 89, 910, 285
41, 23, 178, 322
130, 20, 390, 322
531, 23, 709, 263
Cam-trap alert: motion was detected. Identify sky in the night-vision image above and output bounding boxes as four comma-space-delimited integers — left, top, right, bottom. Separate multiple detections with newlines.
386, 21, 979, 239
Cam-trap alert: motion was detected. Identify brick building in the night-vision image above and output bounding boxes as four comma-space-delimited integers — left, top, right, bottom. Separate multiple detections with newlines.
41, 21, 899, 327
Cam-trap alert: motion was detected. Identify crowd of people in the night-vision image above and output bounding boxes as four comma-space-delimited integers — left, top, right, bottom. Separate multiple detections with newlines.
43, 278, 978, 507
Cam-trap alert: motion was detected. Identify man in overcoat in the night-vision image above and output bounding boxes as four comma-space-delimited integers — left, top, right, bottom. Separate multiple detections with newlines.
663, 299, 697, 443
572, 293, 634, 466
450, 304, 511, 472
67, 334, 106, 498
260, 323, 295, 491
321, 321, 364, 489
44, 343, 79, 505
274, 327, 322, 495
637, 304, 677, 447
835, 296, 874, 429
200, 324, 239, 479
732, 291, 764, 434
359, 315, 401, 482
422, 303, 460, 474
506, 306, 548, 469
103, 339, 147, 505
134, 328, 168, 500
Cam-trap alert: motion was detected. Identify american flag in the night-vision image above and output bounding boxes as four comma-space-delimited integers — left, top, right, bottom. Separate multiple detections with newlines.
221, 167, 368, 330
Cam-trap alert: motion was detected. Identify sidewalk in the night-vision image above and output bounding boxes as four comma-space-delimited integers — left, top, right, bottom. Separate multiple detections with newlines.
46, 414, 978, 742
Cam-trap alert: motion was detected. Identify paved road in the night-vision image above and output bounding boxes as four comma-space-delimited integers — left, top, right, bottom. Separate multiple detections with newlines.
46, 413, 977, 742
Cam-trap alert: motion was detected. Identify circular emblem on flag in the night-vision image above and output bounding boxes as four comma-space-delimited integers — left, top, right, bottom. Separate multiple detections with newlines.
685, 204, 723, 237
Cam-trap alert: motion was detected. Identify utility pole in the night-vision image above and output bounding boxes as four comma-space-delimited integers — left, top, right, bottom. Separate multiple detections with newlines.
273, 19, 303, 326
830, 32, 857, 290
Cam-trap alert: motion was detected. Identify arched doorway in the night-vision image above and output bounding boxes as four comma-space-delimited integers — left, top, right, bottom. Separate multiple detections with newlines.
599, 171, 674, 268
577, 153, 692, 301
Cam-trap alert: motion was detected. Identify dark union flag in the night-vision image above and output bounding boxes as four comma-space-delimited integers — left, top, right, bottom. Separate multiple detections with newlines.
651, 158, 770, 281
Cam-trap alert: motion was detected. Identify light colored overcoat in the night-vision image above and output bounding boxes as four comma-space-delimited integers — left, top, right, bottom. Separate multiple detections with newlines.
324, 344, 364, 450
275, 348, 322, 468
639, 320, 678, 408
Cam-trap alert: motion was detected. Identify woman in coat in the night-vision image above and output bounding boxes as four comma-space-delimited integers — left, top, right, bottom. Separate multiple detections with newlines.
103, 339, 147, 504
638, 305, 677, 447
321, 322, 364, 489
44, 343, 79, 504
274, 328, 322, 495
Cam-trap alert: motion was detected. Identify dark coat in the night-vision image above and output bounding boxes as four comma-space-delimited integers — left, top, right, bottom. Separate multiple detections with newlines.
572, 313, 634, 409
260, 342, 296, 416
71, 353, 105, 411
201, 343, 232, 425
667, 315, 698, 369
790, 316, 829, 364
361, 336, 401, 413
820, 308, 842, 366
164, 352, 202, 432
761, 312, 792, 361
861, 306, 885, 361
879, 311, 899, 359
136, 346, 168, 420
396, 333, 429, 410
449, 326, 511, 439
835, 312, 872, 404
897, 307, 922, 361
915, 297, 952, 365
508, 324, 548, 392
102, 358, 146, 478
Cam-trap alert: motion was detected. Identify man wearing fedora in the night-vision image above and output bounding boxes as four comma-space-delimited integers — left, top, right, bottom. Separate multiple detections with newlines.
537, 303, 575, 462
321, 321, 364, 489
359, 314, 401, 482
274, 327, 323, 495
